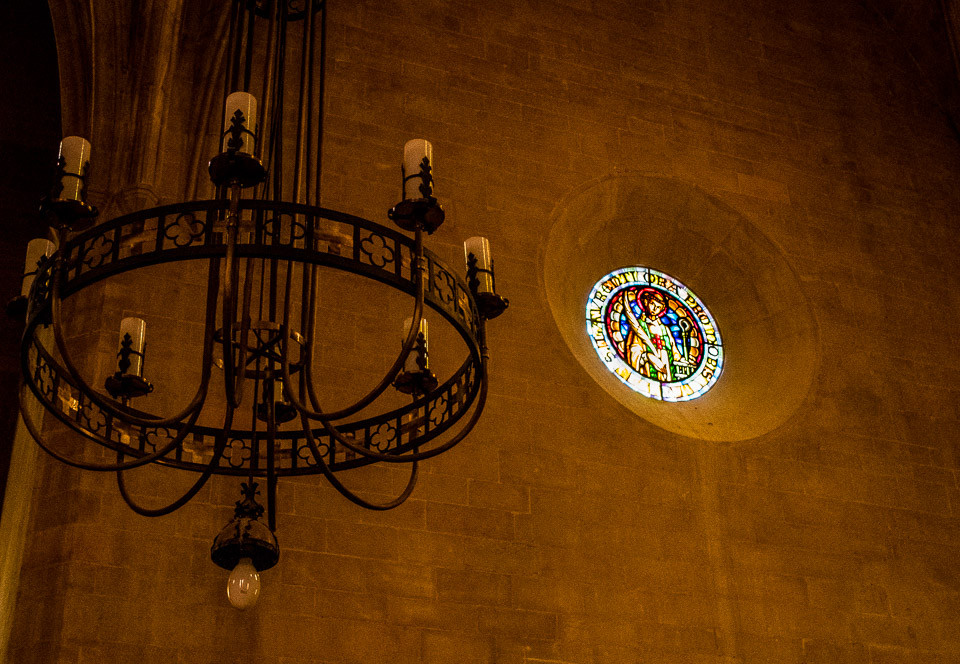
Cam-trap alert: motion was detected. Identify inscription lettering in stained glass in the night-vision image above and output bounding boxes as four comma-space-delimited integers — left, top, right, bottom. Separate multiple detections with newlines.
586, 267, 723, 401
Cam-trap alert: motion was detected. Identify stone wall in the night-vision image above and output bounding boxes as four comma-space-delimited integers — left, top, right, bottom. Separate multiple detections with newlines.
7, 0, 960, 662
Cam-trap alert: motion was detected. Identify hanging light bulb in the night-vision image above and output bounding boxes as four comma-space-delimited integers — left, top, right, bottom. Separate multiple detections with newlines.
226, 557, 260, 609
211, 483, 278, 610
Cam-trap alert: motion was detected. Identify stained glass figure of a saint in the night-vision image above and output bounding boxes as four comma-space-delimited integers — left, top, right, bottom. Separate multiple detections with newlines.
586, 267, 723, 401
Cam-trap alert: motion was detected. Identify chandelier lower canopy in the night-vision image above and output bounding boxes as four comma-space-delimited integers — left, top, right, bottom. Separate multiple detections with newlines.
15, 0, 507, 608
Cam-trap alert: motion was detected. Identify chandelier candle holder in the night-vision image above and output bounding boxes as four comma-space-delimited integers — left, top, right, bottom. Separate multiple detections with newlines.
16, 0, 507, 610
388, 138, 445, 233
21, 239, 56, 299
393, 316, 438, 396
6, 238, 56, 317
209, 91, 266, 189
103, 317, 153, 401
465, 236, 509, 319
43, 136, 97, 222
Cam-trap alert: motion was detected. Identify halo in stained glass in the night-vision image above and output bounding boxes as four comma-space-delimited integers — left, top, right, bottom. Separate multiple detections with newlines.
585, 267, 723, 401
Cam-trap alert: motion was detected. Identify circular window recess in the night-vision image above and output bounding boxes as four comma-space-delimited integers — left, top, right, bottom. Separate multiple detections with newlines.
541, 174, 820, 442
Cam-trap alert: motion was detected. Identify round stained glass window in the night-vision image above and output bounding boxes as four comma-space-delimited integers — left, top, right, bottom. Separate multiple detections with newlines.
586, 267, 723, 401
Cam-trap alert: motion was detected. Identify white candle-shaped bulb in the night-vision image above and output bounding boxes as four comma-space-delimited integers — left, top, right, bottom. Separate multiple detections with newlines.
464, 236, 494, 295
21, 238, 56, 297
226, 557, 261, 610
118, 317, 147, 377
402, 316, 429, 370
57, 136, 91, 202
403, 139, 433, 200
224, 92, 258, 155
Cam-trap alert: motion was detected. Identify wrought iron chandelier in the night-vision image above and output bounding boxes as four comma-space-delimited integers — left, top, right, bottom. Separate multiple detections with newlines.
15, 0, 506, 609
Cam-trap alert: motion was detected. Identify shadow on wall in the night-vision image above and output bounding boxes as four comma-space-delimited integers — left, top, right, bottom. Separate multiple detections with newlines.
541, 174, 820, 442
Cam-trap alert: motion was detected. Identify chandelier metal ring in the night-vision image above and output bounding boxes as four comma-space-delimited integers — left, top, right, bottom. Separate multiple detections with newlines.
20, 198, 486, 480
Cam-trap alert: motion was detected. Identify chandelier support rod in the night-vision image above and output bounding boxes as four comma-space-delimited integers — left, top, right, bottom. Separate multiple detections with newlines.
231, 1, 246, 92
265, 216, 280, 324
315, 0, 327, 201
293, 0, 316, 206
241, 0, 256, 92
270, 5, 289, 200
45, 254, 221, 428
249, 259, 266, 491
221, 181, 252, 409
115, 409, 232, 517
265, 376, 278, 532
239, 252, 257, 373
255, 4, 277, 170
220, 1, 244, 149
262, 5, 282, 326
